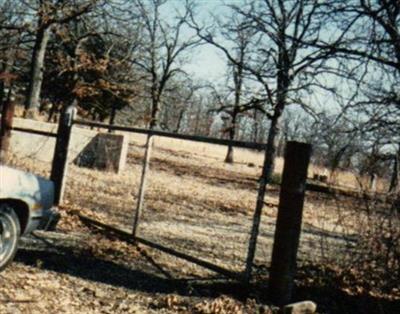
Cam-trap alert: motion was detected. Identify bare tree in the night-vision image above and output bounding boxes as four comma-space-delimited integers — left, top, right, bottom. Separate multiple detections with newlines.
332, 0, 400, 192
226, 0, 340, 182
0, 0, 27, 109
129, 0, 201, 225
198, 1, 349, 277
133, 0, 200, 129
188, 11, 259, 162
23, 0, 98, 118
389, 143, 400, 193
188, 91, 215, 136
158, 78, 201, 133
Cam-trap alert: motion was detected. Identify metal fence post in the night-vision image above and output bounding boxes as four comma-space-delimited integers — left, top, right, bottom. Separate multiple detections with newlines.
50, 104, 76, 205
268, 141, 312, 305
132, 134, 154, 237
0, 98, 15, 162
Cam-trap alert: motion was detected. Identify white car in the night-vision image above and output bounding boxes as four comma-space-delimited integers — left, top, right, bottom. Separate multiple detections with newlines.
0, 165, 59, 270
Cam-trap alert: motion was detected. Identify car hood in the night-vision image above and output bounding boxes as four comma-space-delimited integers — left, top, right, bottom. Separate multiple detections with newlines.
0, 165, 54, 212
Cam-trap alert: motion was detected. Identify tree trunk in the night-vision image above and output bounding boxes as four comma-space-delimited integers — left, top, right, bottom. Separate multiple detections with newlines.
0, 98, 15, 162
149, 89, 161, 129
224, 61, 243, 163
47, 102, 58, 122
108, 104, 117, 133
0, 56, 5, 105
194, 106, 201, 134
24, 26, 51, 118
175, 109, 185, 133
0, 51, 14, 112
150, 108, 159, 129
253, 109, 259, 143
225, 145, 234, 163
369, 173, 377, 192
389, 144, 400, 193
90, 110, 97, 129
224, 115, 237, 163
244, 104, 284, 280
264, 112, 283, 181
277, 134, 286, 157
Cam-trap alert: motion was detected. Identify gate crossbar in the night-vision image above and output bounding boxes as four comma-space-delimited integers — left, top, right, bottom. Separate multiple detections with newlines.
73, 119, 266, 150
76, 211, 244, 281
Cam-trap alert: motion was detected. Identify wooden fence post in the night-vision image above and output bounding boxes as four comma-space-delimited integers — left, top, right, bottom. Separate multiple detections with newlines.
50, 104, 76, 205
132, 134, 154, 237
0, 98, 15, 162
268, 141, 312, 306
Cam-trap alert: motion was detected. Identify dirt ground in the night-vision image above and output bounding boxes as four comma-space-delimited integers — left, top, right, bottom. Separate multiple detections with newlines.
2, 135, 399, 313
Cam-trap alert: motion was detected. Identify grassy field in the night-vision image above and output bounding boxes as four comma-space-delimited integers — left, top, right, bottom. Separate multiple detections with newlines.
2, 125, 398, 313
7, 129, 360, 271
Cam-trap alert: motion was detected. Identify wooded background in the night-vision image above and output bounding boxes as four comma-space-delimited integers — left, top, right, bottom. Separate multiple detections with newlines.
0, 0, 399, 191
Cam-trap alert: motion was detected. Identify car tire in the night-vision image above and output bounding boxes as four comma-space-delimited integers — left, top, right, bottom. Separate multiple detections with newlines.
0, 204, 20, 271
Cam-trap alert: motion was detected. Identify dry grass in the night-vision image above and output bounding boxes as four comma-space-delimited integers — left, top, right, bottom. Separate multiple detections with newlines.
124, 132, 389, 192
4, 132, 364, 274
3, 127, 399, 313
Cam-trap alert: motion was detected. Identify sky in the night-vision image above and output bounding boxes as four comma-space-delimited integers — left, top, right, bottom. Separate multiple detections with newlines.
166, 0, 235, 83
185, 44, 226, 83
163, 0, 345, 116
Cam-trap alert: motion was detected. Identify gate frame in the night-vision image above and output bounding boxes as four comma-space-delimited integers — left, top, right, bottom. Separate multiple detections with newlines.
5, 108, 311, 293
70, 118, 270, 282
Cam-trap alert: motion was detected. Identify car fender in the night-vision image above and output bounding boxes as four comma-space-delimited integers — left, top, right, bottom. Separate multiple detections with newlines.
0, 166, 55, 215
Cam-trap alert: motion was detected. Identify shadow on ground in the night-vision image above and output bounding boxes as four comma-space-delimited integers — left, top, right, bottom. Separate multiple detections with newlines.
14, 234, 399, 314
292, 264, 400, 314
293, 286, 400, 314
15, 241, 248, 301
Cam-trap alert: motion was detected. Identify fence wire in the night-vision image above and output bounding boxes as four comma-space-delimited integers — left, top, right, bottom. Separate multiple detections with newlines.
136, 136, 261, 276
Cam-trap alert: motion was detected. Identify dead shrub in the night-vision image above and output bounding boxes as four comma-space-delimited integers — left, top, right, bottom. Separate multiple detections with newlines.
342, 195, 400, 297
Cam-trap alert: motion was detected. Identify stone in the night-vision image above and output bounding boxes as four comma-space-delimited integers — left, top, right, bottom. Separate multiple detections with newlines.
282, 301, 317, 314
74, 132, 128, 173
